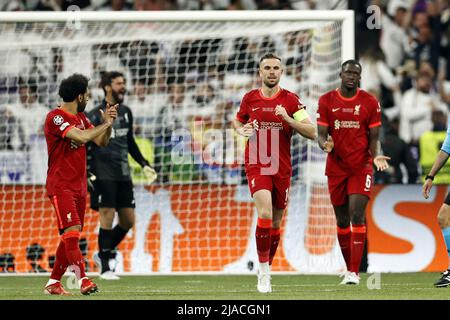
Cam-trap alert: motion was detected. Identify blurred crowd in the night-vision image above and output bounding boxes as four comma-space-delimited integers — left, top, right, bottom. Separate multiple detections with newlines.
0, 0, 449, 185
0, 0, 345, 11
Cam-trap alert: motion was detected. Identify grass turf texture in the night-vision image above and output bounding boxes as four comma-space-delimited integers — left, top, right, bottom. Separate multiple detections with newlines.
0, 273, 448, 300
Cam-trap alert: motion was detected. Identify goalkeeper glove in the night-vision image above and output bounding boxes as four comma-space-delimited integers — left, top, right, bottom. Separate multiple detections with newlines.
87, 171, 97, 191
143, 165, 157, 184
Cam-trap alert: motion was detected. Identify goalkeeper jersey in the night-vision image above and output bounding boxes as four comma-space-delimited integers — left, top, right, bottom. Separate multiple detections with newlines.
86, 101, 148, 181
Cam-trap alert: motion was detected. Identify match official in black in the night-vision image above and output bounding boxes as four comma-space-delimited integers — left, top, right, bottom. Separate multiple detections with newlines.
87, 71, 156, 280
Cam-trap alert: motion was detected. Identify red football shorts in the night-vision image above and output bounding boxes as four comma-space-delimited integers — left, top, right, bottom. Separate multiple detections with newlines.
327, 173, 373, 206
246, 167, 291, 209
48, 193, 86, 232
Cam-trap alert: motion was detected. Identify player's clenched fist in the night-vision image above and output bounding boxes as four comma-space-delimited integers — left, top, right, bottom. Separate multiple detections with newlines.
323, 136, 334, 153
237, 122, 255, 137
100, 103, 118, 125
275, 104, 289, 121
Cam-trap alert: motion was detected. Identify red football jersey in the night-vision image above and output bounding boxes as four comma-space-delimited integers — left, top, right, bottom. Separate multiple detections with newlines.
44, 108, 94, 196
236, 88, 305, 177
317, 88, 382, 176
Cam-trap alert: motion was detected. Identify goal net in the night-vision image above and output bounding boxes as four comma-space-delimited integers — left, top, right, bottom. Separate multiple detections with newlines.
0, 11, 353, 274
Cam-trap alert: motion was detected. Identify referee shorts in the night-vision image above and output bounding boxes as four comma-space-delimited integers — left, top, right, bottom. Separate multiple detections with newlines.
89, 180, 135, 211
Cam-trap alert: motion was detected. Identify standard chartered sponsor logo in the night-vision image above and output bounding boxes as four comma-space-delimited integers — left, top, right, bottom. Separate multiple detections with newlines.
334, 120, 360, 130
259, 122, 283, 130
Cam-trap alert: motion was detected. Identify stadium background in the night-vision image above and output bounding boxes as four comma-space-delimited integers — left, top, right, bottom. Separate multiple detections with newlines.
0, 0, 449, 276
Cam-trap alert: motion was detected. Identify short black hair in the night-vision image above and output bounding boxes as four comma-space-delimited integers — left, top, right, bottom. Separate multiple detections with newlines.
58, 73, 89, 102
259, 53, 282, 65
341, 59, 362, 72
100, 71, 124, 93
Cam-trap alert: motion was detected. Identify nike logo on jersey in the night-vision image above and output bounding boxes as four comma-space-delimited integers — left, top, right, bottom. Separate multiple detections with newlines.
252, 107, 260, 111
332, 108, 340, 112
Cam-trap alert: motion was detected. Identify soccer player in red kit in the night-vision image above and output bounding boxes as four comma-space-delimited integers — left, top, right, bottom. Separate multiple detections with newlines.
233, 53, 316, 293
317, 60, 390, 285
43, 74, 117, 295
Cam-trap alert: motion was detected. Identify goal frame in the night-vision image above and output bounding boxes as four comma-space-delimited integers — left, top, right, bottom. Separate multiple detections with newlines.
0, 10, 354, 63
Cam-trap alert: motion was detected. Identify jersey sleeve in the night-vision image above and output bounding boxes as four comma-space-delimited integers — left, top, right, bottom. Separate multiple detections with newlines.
235, 93, 250, 124
316, 95, 329, 127
368, 98, 382, 128
45, 112, 74, 139
289, 94, 309, 122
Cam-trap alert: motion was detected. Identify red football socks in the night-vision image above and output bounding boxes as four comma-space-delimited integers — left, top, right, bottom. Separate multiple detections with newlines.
337, 226, 351, 270
49, 239, 69, 281
269, 228, 281, 266
255, 218, 272, 263
62, 231, 86, 280
350, 224, 366, 274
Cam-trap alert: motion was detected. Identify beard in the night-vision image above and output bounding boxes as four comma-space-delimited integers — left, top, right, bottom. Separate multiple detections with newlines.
77, 99, 87, 113
112, 89, 126, 104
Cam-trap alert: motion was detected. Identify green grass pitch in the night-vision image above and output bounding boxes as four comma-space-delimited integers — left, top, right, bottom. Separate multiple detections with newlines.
0, 273, 449, 300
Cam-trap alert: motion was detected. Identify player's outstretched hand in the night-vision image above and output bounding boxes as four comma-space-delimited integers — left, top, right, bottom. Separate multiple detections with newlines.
423, 179, 433, 199
373, 155, 390, 171
323, 136, 334, 153
100, 103, 118, 125
143, 165, 157, 184
237, 122, 255, 137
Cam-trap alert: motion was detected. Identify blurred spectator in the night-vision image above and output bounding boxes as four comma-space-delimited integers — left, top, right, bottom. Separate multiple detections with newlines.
360, 45, 402, 115
291, 0, 348, 10
377, 116, 419, 184
177, 0, 231, 10
99, 0, 133, 10
7, 81, 49, 145
439, 68, 450, 105
153, 82, 187, 182
226, 37, 258, 74
127, 80, 164, 137
0, 106, 26, 151
134, 0, 175, 10
379, 0, 410, 70
399, 71, 447, 145
406, 12, 440, 72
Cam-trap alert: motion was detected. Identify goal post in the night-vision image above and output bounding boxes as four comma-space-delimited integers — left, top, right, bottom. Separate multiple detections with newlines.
0, 10, 354, 274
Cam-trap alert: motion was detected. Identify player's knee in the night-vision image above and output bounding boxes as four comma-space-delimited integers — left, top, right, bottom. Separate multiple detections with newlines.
438, 205, 450, 229
334, 213, 350, 228
336, 219, 350, 229
351, 212, 365, 225
120, 220, 134, 230
257, 208, 272, 220
272, 218, 282, 229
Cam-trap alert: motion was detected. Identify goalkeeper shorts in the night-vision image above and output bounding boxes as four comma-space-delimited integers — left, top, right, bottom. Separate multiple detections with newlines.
89, 179, 135, 211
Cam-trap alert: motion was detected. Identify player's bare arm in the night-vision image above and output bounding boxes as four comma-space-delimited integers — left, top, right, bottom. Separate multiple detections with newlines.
232, 119, 256, 137
317, 124, 333, 153
66, 113, 115, 146
423, 151, 450, 199
369, 126, 390, 171
274, 105, 316, 140
92, 103, 118, 147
